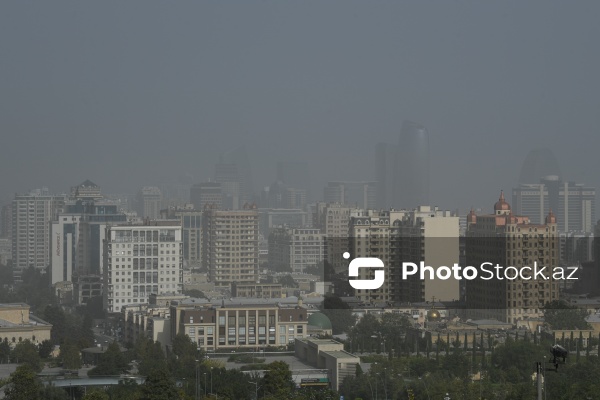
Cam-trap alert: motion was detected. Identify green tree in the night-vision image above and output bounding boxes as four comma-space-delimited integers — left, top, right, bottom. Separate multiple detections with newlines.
543, 300, 591, 330
262, 361, 295, 398
320, 295, 356, 335
135, 338, 167, 376
279, 275, 298, 288
182, 289, 205, 298
11, 339, 42, 372
38, 340, 54, 359
140, 368, 180, 400
82, 390, 110, 400
88, 342, 129, 376
60, 341, 82, 370
4, 364, 42, 400
0, 338, 10, 362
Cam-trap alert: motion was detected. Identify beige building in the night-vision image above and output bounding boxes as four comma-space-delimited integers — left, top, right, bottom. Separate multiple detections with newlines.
268, 227, 325, 273
294, 338, 361, 391
466, 192, 560, 324
202, 206, 259, 285
170, 299, 308, 351
314, 203, 362, 273
231, 283, 283, 299
0, 303, 52, 346
350, 206, 458, 304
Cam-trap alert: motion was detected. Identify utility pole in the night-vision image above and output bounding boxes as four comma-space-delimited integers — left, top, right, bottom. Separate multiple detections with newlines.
536, 361, 543, 400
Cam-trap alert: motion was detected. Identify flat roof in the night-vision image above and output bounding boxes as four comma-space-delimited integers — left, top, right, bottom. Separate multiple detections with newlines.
322, 350, 360, 359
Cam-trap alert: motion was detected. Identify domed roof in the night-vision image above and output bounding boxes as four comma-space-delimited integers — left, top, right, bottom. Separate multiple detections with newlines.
494, 191, 511, 212
308, 312, 332, 330
427, 309, 441, 321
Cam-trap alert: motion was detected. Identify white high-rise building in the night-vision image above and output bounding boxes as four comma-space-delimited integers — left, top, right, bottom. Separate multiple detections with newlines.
103, 223, 183, 313
12, 188, 66, 281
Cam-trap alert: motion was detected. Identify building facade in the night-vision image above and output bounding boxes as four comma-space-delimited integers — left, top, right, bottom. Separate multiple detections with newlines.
134, 187, 162, 219
465, 192, 560, 324
190, 182, 222, 211
12, 189, 66, 280
103, 223, 183, 313
268, 228, 325, 273
202, 206, 259, 285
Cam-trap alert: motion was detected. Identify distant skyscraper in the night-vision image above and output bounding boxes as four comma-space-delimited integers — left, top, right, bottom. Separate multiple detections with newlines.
277, 161, 310, 201
513, 175, 596, 232
218, 146, 255, 205
394, 121, 429, 209
135, 187, 162, 219
375, 143, 398, 209
190, 182, 222, 210
214, 162, 242, 209
323, 181, 377, 209
518, 148, 561, 184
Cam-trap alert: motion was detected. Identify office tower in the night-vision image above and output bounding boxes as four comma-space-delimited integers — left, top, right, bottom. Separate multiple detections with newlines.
103, 222, 183, 313
214, 162, 242, 209
70, 180, 103, 201
217, 146, 255, 206
323, 181, 377, 209
314, 203, 362, 273
518, 148, 561, 184
160, 206, 203, 268
51, 197, 127, 285
513, 176, 596, 232
394, 121, 430, 209
375, 143, 398, 209
268, 228, 325, 273
465, 192, 560, 323
190, 182, 222, 210
258, 208, 308, 237
277, 161, 310, 201
12, 188, 66, 280
135, 187, 162, 219
261, 182, 307, 210
512, 184, 549, 225
202, 205, 259, 285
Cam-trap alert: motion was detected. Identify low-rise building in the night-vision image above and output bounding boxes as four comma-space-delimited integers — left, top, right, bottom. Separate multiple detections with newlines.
0, 303, 52, 346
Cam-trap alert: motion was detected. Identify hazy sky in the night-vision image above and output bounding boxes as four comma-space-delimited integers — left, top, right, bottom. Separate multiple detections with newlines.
1, 1, 599, 211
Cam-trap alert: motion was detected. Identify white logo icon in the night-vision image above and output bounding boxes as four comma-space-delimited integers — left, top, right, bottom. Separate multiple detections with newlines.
345, 252, 385, 290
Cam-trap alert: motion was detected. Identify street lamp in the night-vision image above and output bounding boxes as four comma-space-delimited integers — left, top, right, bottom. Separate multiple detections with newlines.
210, 367, 213, 395
248, 380, 260, 400
444, 393, 451, 400
204, 373, 207, 397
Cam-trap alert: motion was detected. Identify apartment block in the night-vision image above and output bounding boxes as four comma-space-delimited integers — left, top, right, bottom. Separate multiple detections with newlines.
103, 223, 183, 313
268, 227, 325, 273
202, 206, 259, 285
465, 192, 560, 324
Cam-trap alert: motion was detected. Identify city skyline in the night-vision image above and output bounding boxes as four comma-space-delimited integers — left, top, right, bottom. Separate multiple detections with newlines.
2, 2, 600, 211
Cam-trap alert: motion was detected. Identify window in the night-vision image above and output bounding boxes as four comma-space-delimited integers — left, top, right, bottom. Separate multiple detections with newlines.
228, 316, 235, 326
258, 315, 266, 325
279, 326, 286, 334
297, 325, 303, 334
280, 335, 286, 344
219, 316, 226, 326
207, 327, 214, 335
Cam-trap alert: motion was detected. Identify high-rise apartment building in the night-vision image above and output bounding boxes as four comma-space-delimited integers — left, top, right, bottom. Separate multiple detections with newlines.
12, 188, 66, 280
1, 203, 13, 239
134, 187, 162, 219
268, 228, 325, 273
202, 206, 259, 285
349, 206, 458, 304
375, 143, 397, 209
512, 176, 596, 232
103, 222, 183, 313
465, 192, 560, 324
323, 182, 377, 210
314, 203, 362, 273
190, 182, 222, 210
